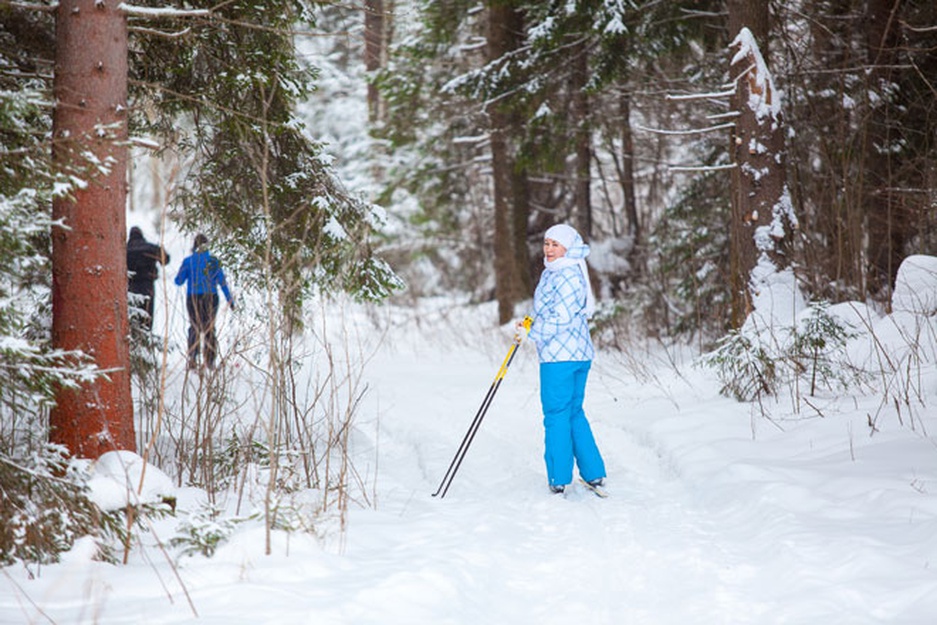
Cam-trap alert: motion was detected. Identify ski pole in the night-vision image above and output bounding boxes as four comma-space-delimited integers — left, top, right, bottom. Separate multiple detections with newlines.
432, 316, 532, 498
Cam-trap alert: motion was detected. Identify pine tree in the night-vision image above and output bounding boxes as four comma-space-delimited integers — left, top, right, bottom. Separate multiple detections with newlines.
1, 1, 401, 462
49, 0, 134, 458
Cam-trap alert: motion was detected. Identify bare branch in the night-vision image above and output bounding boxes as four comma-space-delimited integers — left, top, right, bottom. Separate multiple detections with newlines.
901, 20, 937, 33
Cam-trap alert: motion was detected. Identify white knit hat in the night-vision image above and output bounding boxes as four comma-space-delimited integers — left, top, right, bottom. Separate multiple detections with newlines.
544, 224, 580, 252
543, 224, 596, 317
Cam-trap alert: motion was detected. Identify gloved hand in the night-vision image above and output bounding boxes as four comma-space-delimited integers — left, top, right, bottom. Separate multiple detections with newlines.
513, 316, 533, 344
229, 299, 237, 311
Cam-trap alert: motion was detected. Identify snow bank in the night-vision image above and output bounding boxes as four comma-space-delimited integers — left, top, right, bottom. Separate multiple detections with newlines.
86, 450, 175, 511
892, 254, 937, 315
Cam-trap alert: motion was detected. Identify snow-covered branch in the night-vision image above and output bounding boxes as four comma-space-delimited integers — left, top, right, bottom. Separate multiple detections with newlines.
636, 122, 735, 136
6, 2, 57, 12
667, 89, 735, 102
130, 136, 160, 150
901, 20, 937, 33
669, 163, 737, 173
118, 3, 209, 18
707, 111, 741, 121
128, 25, 193, 39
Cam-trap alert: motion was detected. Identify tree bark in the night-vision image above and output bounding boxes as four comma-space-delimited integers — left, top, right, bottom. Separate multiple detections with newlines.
862, 0, 907, 303
727, 1, 793, 328
801, 0, 864, 298
50, 0, 134, 458
364, 0, 384, 123
570, 39, 592, 239
487, 2, 527, 324
619, 89, 642, 274
511, 166, 532, 296
727, 0, 769, 53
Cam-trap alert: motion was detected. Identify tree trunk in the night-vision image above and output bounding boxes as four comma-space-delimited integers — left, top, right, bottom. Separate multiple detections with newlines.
619, 89, 642, 273
50, 0, 134, 458
511, 166, 532, 296
727, 1, 793, 328
571, 40, 592, 239
488, 2, 527, 324
801, 0, 864, 298
862, 0, 907, 303
364, 0, 384, 123
727, 0, 769, 49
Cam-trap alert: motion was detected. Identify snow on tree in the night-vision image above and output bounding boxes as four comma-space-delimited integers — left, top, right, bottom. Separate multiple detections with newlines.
728, 27, 801, 332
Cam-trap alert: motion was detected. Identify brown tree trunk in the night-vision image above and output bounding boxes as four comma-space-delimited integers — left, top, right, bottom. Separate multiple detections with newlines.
511, 166, 532, 296
570, 40, 592, 240
488, 2, 527, 324
50, 0, 134, 458
727, 0, 793, 328
364, 0, 384, 123
619, 89, 642, 273
727, 0, 769, 50
862, 0, 906, 303
801, 0, 863, 298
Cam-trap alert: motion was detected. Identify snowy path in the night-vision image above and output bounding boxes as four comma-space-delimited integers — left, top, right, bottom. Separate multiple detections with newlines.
4, 305, 937, 624
354, 311, 937, 624
356, 327, 756, 625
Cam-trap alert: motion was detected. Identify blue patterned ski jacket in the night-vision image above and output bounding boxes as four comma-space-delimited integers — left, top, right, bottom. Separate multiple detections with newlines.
529, 264, 594, 363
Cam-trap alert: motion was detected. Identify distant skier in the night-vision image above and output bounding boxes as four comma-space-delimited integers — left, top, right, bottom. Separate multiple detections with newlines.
174, 233, 235, 370
523, 224, 606, 495
126, 226, 170, 331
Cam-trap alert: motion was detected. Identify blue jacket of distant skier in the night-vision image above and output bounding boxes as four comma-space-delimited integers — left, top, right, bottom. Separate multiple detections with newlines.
529, 261, 594, 363
174, 250, 233, 302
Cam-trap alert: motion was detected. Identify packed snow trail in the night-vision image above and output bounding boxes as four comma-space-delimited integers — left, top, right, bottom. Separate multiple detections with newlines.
359, 306, 937, 624
361, 319, 761, 624
3, 303, 937, 624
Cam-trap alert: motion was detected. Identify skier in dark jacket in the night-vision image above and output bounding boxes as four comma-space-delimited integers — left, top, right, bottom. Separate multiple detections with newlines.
174, 233, 235, 369
126, 226, 170, 331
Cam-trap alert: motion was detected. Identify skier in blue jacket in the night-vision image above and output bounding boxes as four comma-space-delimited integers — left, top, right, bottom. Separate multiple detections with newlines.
526, 224, 606, 494
175, 233, 235, 369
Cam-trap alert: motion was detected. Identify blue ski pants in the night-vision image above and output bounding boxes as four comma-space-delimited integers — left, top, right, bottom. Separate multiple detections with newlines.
539, 360, 605, 487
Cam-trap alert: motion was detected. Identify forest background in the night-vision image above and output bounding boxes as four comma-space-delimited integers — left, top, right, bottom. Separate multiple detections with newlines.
1, 0, 937, 571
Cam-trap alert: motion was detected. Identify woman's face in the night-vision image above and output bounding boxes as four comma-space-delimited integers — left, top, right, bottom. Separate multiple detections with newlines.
543, 238, 567, 262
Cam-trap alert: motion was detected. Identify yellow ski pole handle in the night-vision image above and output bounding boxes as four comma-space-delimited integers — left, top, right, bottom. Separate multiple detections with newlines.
499, 316, 533, 380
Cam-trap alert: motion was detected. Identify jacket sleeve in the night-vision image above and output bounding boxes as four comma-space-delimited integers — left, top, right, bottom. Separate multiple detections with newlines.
174, 258, 188, 286
219, 274, 233, 303
210, 258, 233, 302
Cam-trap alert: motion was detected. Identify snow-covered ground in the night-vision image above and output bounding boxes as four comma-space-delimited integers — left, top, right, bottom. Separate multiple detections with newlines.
3, 290, 937, 624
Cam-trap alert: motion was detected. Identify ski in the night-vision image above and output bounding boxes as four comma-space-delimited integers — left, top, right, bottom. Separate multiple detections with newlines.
579, 478, 609, 498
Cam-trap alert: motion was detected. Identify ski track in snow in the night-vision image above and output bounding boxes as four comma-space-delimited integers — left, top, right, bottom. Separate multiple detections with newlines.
356, 310, 937, 624
3, 305, 937, 623
363, 334, 756, 625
